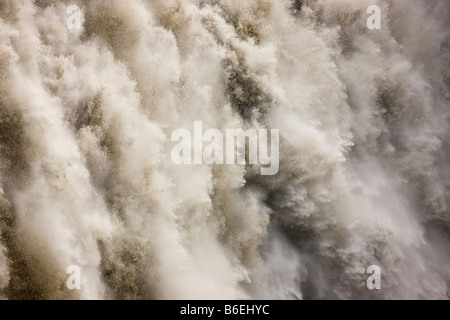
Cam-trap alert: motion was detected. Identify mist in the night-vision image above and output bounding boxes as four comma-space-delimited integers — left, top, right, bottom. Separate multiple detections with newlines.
0, 0, 449, 299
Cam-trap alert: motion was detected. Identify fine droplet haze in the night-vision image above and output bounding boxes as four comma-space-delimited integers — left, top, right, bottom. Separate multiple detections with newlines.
0, 0, 449, 299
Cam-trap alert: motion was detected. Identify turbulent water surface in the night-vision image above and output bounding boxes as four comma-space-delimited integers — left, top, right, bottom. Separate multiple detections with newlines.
0, 0, 449, 300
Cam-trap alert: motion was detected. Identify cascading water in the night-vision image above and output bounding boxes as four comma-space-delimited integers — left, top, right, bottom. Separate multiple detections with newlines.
0, 0, 449, 300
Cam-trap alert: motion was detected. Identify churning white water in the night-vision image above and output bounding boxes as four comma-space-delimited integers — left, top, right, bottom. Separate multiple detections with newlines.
0, 0, 449, 300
